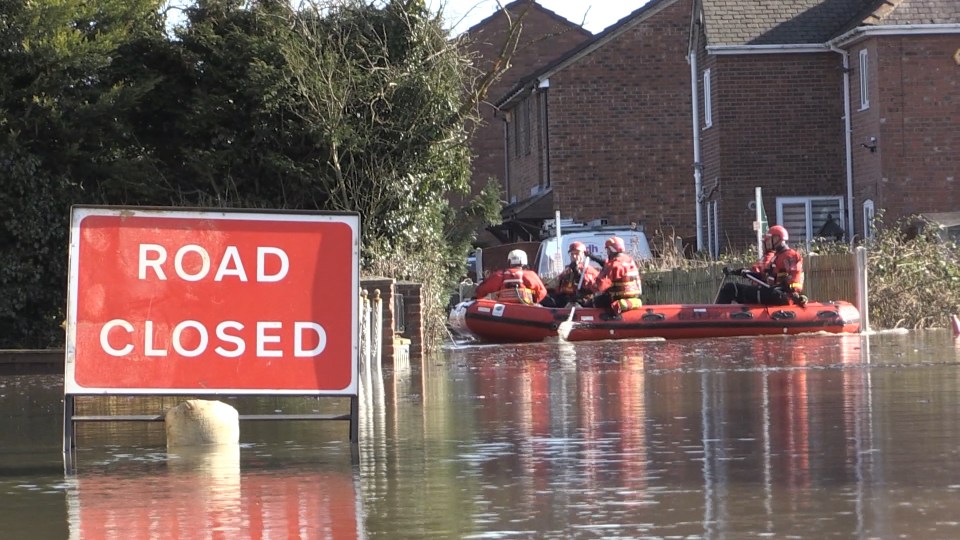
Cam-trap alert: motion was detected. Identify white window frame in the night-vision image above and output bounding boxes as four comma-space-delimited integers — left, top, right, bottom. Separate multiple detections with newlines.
858, 49, 869, 110
703, 68, 713, 129
775, 195, 846, 250
863, 199, 875, 240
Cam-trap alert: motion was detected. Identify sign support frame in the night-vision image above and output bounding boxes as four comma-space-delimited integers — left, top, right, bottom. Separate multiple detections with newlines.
62, 205, 361, 473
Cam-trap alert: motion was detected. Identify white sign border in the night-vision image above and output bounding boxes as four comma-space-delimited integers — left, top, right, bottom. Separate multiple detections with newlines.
64, 206, 360, 396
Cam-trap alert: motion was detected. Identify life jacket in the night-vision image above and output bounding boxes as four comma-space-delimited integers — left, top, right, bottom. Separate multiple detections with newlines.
605, 254, 642, 300
772, 246, 804, 292
497, 267, 537, 304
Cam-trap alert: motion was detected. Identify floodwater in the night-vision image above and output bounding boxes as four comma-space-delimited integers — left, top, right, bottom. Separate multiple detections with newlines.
2, 330, 960, 539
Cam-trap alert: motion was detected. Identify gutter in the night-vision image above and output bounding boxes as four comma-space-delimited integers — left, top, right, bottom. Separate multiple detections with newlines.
708, 44, 829, 55
831, 24, 960, 47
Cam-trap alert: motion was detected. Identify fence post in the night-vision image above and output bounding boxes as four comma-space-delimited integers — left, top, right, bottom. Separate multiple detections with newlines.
854, 246, 870, 333
371, 289, 383, 371
359, 289, 370, 376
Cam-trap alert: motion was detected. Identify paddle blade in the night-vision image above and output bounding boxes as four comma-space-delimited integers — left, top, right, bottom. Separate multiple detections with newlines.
557, 320, 574, 341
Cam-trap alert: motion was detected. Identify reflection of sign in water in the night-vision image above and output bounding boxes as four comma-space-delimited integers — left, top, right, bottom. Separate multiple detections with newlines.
65, 207, 359, 395
67, 460, 361, 539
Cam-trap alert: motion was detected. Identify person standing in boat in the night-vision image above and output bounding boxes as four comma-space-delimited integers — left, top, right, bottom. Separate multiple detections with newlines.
589, 236, 643, 317
716, 225, 807, 306
474, 249, 548, 305
541, 241, 599, 308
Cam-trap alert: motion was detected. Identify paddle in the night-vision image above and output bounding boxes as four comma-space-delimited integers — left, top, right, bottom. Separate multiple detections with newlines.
557, 258, 591, 340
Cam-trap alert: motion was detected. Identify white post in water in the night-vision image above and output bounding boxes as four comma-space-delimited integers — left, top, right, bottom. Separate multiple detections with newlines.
855, 246, 870, 333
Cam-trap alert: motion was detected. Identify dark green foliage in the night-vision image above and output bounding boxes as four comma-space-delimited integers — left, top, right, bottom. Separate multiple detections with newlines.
0, 148, 77, 347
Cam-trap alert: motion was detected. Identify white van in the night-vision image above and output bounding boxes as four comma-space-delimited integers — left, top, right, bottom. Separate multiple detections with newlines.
536, 229, 652, 284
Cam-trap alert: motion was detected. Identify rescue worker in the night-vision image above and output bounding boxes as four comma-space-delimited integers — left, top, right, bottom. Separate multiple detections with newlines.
474, 249, 548, 305
716, 225, 808, 306
590, 236, 643, 318
541, 241, 599, 308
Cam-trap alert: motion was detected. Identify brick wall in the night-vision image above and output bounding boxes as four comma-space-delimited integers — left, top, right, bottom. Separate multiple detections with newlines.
861, 35, 960, 227
711, 52, 846, 249
460, 3, 591, 207
507, 0, 696, 240
395, 282, 423, 360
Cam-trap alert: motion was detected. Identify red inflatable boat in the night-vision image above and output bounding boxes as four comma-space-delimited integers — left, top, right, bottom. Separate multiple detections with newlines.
448, 298, 860, 343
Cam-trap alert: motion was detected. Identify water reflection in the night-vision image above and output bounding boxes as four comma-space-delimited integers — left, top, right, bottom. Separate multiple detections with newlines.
2, 331, 960, 538
65, 444, 360, 539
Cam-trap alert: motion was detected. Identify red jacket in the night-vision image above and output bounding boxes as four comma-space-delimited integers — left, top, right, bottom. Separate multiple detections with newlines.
475, 266, 548, 304
771, 246, 804, 292
593, 253, 642, 299
555, 263, 599, 296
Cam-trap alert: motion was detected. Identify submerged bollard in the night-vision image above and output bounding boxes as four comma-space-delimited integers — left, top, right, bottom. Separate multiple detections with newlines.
164, 399, 240, 448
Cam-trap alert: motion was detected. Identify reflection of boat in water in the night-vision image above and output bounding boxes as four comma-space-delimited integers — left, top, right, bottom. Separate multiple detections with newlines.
448, 298, 860, 343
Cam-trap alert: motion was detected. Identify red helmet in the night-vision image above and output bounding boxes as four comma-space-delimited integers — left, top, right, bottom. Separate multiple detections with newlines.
568, 241, 586, 253
605, 236, 626, 253
767, 225, 789, 242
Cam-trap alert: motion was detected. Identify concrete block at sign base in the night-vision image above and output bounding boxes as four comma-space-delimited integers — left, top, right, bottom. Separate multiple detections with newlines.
165, 399, 240, 448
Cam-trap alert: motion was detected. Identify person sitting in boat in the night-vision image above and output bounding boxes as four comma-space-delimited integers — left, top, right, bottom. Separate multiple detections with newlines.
541, 241, 599, 308
589, 236, 643, 318
474, 249, 548, 305
716, 225, 808, 307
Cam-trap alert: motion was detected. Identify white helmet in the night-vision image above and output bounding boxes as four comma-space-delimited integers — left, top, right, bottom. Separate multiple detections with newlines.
507, 249, 528, 266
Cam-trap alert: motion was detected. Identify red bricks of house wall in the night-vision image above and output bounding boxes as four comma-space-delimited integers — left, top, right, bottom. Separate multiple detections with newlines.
850, 39, 883, 234
508, 0, 696, 239
850, 35, 960, 230
711, 53, 846, 249
461, 6, 591, 206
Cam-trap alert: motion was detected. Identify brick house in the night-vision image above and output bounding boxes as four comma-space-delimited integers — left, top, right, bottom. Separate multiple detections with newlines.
458, 0, 592, 246
494, 0, 697, 245
491, 0, 958, 253
691, 0, 960, 252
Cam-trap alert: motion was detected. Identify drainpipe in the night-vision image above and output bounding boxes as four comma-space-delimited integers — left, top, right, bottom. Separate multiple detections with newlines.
830, 44, 855, 239
500, 111, 511, 204
689, 52, 704, 252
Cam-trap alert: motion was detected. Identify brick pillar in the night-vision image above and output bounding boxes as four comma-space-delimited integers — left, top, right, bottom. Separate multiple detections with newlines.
395, 282, 423, 360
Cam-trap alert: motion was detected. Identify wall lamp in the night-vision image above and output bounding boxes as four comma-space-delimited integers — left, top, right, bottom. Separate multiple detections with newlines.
861, 136, 877, 153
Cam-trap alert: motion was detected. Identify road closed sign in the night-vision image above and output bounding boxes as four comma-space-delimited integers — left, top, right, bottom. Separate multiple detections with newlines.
64, 206, 359, 395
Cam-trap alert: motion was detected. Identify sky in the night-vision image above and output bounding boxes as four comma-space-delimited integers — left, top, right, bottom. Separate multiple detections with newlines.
428, 0, 653, 35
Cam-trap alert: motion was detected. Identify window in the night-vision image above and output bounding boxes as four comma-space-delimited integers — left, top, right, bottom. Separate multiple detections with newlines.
863, 199, 875, 240
703, 68, 713, 128
858, 49, 869, 110
776, 196, 845, 250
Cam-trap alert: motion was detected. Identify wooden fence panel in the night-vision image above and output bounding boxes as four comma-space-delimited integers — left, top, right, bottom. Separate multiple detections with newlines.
643, 254, 856, 305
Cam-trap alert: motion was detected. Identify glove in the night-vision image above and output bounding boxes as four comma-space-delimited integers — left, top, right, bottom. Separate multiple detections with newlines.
722, 266, 731, 276
791, 292, 808, 307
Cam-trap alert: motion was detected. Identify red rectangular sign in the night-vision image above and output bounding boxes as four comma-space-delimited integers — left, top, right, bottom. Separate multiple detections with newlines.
64, 207, 359, 395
